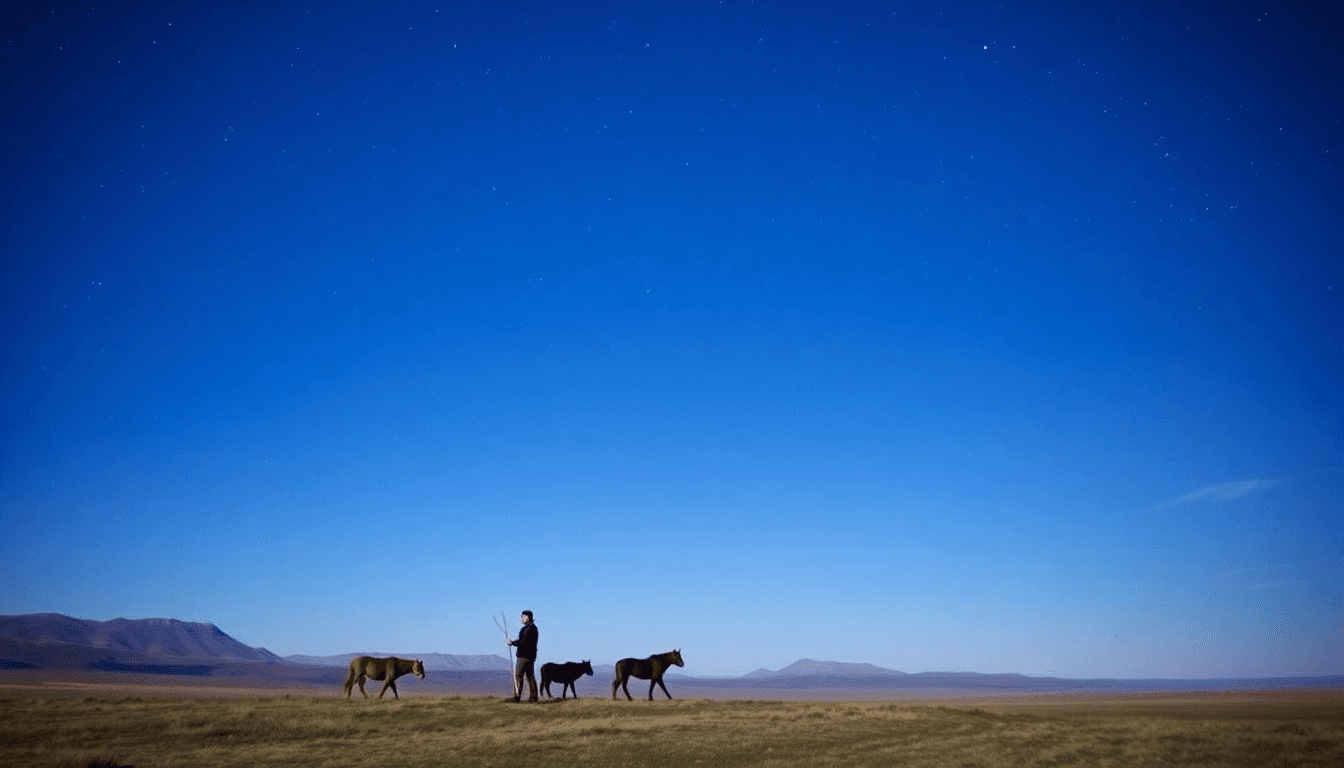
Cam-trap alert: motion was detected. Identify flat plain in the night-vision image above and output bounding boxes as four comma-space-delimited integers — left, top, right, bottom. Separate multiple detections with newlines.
1, 672, 1341, 767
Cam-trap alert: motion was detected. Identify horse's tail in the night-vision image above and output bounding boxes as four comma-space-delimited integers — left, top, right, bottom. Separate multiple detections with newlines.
341, 665, 358, 698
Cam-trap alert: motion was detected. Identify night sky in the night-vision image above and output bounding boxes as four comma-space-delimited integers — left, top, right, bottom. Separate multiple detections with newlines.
2, 1, 1341, 679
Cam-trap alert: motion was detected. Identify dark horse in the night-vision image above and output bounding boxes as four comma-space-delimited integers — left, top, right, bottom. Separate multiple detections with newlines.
611, 649, 684, 700
540, 660, 594, 700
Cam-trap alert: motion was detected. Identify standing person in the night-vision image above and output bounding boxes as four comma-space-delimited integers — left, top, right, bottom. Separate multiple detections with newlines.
505, 610, 539, 702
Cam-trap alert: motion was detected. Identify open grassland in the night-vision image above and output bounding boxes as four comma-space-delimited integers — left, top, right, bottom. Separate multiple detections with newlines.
2, 693, 1341, 768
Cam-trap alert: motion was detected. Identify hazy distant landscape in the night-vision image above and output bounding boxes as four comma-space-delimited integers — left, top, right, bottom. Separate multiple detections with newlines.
4, 614, 1341, 700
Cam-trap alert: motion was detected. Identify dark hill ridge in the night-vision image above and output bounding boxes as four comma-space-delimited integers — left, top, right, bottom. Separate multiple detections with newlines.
0, 613, 282, 663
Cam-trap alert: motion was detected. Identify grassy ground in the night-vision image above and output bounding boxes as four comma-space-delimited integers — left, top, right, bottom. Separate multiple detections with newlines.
2, 693, 1342, 767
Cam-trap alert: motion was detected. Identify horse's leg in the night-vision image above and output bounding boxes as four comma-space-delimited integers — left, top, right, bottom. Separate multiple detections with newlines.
615, 672, 634, 701
342, 669, 356, 699
656, 676, 674, 700
357, 676, 369, 699
611, 671, 622, 700
381, 677, 399, 699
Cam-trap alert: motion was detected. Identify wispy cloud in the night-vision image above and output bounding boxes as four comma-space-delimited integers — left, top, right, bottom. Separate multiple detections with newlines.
1154, 479, 1277, 511
1219, 562, 1295, 579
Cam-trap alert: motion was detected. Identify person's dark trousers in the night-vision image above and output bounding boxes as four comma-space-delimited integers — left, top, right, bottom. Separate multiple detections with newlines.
515, 657, 538, 701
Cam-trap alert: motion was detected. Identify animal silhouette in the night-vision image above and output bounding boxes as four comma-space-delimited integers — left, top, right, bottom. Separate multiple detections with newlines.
611, 649, 684, 701
541, 660, 594, 699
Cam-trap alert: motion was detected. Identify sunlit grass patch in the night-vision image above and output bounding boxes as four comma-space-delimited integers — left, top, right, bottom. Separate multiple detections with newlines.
1, 693, 1341, 767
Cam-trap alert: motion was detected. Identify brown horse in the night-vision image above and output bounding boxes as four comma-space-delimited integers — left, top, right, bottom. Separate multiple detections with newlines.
342, 656, 426, 700
611, 649, 684, 700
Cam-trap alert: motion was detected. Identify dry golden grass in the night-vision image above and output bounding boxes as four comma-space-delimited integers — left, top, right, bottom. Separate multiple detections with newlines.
1, 693, 1341, 767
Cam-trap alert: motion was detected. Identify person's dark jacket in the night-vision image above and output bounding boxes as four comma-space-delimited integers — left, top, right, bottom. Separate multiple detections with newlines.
514, 623, 539, 660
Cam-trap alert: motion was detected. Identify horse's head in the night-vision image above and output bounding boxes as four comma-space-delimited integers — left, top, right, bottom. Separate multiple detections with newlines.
671, 649, 684, 667
412, 659, 426, 679
581, 660, 594, 676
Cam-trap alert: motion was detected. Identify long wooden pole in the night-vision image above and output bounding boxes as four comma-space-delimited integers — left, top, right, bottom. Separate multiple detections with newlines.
494, 612, 518, 699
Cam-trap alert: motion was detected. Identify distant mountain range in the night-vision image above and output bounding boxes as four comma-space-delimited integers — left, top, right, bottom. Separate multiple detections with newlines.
744, 659, 908, 678
0, 613, 507, 676
286, 652, 508, 672
3, 614, 1342, 693
0, 612, 283, 663
706, 657, 1344, 693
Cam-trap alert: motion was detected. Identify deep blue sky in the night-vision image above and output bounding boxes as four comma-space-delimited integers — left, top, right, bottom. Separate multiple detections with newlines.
3, 1, 1341, 679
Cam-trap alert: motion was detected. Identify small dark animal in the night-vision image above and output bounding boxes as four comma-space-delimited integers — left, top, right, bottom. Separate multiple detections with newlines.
611, 649, 684, 701
342, 656, 426, 700
540, 660, 594, 699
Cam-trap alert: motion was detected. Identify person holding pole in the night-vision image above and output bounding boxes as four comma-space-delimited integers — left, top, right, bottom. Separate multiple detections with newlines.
505, 610, 539, 702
